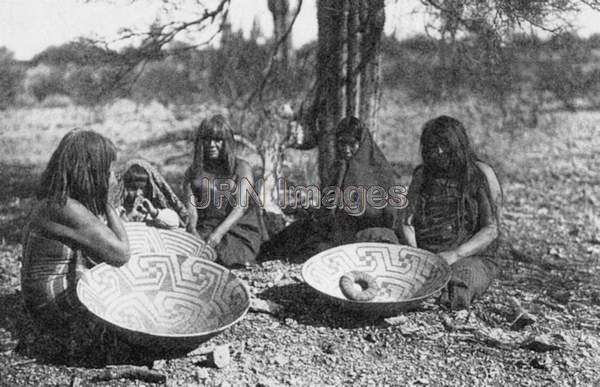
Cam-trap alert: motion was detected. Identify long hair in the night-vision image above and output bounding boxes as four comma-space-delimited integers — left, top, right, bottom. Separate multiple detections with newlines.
37, 129, 117, 216
189, 114, 236, 178
419, 116, 499, 229
335, 116, 364, 143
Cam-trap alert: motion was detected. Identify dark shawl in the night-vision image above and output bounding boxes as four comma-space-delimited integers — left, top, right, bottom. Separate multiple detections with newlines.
328, 119, 400, 242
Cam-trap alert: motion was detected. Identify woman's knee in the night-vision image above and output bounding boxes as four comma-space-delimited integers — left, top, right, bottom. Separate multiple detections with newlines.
354, 227, 399, 244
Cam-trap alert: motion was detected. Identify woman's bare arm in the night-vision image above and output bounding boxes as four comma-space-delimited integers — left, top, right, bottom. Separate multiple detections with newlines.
39, 199, 130, 266
400, 167, 423, 248
207, 161, 253, 246
183, 181, 200, 235
443, 162, 502, 263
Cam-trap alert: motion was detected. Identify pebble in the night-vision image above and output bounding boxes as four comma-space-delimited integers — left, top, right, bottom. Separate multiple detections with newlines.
364, 332, 377, 343
152, 359, 167, 370
195, 368, 209, 382
257, 376, 280, 387
70, 376, 83, 387
251, 299, 283, 315
384, 315, 408, 326
208, 344, 231, 368
271, 354, 289, 366
521, 334, 561, 352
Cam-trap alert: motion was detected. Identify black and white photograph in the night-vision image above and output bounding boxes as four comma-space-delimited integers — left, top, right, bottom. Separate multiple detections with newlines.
1, 0, 600, 385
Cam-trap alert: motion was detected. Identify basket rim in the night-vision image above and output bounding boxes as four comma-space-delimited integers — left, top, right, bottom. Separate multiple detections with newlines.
301, 242, 451, 305
76, 252, 250, 339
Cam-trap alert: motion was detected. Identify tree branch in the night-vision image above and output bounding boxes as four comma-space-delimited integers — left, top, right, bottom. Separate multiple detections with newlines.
243, 0, 303, 108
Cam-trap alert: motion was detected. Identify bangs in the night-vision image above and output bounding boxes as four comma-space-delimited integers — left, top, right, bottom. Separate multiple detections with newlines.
123, 165, 150, 185
190, 114, 237, 177
336, 116, 364, 142
198, 114, 234, 141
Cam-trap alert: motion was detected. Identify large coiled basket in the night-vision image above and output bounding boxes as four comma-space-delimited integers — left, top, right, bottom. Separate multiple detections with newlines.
302, 243, 451, 315
75, 222, 245, 355
77, 252, 249, 355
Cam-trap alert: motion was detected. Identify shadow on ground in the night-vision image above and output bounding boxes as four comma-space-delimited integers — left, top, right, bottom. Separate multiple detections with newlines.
258, 282, 436, 329
0, 289, 158, 368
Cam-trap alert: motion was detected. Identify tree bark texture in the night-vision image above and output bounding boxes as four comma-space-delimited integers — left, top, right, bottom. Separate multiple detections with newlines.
308, 0, 385, 186
268, 0, 292, 68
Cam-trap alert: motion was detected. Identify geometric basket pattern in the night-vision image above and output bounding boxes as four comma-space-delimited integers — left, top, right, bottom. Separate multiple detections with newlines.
77, 253, 249, 352
124, 222, 217, 262
302, 243, 450, 314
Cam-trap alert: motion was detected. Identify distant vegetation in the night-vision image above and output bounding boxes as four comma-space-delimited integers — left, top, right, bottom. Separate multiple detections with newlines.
2, 26, 600, 127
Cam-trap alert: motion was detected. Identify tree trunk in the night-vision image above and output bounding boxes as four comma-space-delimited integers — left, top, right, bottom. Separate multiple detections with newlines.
346, 0, 359, 118
268, 0, 292, 68
358, 0, 385, 136
305, 0, 385, 186
314, 0, 345, 187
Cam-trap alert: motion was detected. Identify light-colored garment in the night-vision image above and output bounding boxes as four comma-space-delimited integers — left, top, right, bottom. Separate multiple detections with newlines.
118, 206, 181, 230
149, 208, 180, 229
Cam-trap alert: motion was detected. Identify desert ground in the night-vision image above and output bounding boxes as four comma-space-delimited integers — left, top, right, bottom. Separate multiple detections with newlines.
1, 96, 599, 386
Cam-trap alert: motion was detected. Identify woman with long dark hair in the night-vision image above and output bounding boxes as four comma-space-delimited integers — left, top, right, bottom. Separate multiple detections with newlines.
21, 129, 129, 334
184, 114, 265, 267
401, 115, 503, 310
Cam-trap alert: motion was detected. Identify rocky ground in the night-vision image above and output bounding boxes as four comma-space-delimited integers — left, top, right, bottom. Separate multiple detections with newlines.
0, 110, 599, 386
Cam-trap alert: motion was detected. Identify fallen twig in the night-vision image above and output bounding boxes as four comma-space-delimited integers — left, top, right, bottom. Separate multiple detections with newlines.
440, 313, 479, 332
520, 334, 563, 352
90, 365, 166, 384
10, 359, 36, 367
533, 297, 567, 312
508, 297, 537, 330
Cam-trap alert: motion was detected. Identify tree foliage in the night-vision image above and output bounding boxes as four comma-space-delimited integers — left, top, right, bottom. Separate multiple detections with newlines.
0, 48, 23, 109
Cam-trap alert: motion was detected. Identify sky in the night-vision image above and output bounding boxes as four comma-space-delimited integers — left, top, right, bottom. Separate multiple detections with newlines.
1, 0, 599, 60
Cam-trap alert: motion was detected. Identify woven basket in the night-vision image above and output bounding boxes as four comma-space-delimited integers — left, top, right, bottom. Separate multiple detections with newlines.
124, 222, 216, 261
77, 252, 249, 355
302, 243, 450, 315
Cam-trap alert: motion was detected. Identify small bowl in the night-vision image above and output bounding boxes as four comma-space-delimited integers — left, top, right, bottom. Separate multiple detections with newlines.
302, 243, 451, 315
124, 222, 216, 261
77, 253, 250, 355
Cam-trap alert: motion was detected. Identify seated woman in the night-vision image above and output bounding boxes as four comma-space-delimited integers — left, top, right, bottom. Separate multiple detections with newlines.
119, 158, 188, 229
262, 116, 401, 260
184, 114, 265, 267
401, 115, 503, 310
21, 129, 129, 339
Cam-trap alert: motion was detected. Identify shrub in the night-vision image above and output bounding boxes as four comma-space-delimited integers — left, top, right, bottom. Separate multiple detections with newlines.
24, 64, 66, 102
0, 47, 23, 109
131, 60, 195, 106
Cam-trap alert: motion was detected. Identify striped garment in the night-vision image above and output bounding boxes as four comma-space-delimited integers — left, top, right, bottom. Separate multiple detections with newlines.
21, 229, 93, 331
413, 177, 478, 254
412, 175, 499, 308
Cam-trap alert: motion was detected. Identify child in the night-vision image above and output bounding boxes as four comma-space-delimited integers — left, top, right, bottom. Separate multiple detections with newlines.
120, 158, 188, 229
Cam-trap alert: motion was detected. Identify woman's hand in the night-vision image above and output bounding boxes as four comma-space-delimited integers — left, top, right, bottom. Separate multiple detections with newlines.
438, 250, 461, 265
186, 222, 200, 236
107, 170, 122, 208
141, 199, 159, 218
206, 229, 225, 248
